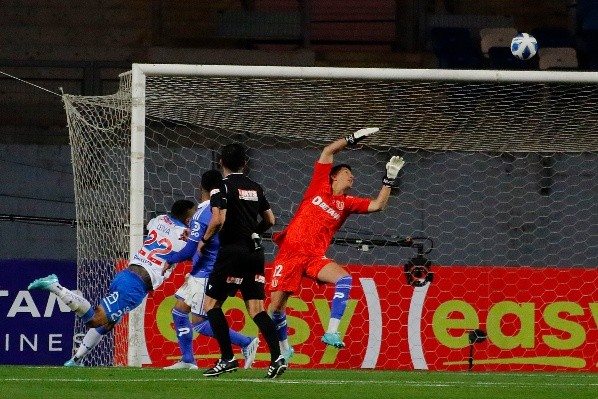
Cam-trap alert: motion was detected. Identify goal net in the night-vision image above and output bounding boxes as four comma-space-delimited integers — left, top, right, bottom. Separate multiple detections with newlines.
63, 64, 598, 371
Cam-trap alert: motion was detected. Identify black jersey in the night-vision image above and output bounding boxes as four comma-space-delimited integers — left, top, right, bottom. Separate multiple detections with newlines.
211, 172, 271, 246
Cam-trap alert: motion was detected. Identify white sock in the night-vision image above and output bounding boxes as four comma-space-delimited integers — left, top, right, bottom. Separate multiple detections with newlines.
280, 339, 290, 352
74, 328, 104, 359
55, 285, 92, 318
326, 318, 341, 334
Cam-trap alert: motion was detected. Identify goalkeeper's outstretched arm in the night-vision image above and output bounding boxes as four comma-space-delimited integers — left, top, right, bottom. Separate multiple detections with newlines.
319, 127, 379, 164
368, 155, 405, 212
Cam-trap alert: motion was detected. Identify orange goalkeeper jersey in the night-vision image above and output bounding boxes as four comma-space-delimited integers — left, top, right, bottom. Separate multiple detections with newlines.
273, 161, 371, 257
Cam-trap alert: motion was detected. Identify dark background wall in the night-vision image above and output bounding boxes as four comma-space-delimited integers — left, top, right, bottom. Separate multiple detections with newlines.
0, 0, 586, 260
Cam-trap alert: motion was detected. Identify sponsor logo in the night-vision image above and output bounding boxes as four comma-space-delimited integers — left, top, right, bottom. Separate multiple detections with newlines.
226, 276, 243, 285
238, 189, 258, 201
255, 275, 266, 284
311, 196, 341, 220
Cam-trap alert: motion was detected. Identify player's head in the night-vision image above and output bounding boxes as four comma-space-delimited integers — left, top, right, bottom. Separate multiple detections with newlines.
200, 169, 223, 198
330, 163, 354, 190
220, 143, 247, 172
170, 199, 196, 225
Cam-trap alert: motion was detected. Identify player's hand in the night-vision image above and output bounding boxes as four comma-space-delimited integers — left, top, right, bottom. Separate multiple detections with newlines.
179, 228, 190, 242
198, 240, 206, 254
162, 262, 174, 276
382, 155, 405, 187
345, 127, 379, 146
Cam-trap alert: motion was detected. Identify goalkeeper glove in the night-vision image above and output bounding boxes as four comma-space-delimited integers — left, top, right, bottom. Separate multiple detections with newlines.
345, 127, 379, 146
382, 155, 405, 187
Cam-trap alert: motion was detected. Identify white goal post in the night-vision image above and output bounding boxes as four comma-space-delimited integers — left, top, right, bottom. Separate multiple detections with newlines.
64, 64, 598, 369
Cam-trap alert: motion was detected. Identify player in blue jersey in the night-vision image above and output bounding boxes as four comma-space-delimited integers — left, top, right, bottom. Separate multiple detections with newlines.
162, 170, 260, 370
28, 199, 197, 367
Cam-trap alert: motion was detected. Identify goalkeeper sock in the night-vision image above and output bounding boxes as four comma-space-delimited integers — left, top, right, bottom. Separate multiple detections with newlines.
206, 308, 234, 360
193, 318, 251, 348
172, 308, 195, 363
73, 326, 107, 361
327, 275, 352, 334
271, 311, 290, 351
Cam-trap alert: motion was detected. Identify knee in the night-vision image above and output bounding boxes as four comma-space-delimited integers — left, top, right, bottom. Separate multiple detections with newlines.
85, 307, 107, 328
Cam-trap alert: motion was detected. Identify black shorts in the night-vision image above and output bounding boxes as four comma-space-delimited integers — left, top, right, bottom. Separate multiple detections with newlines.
206, 242, 266, 302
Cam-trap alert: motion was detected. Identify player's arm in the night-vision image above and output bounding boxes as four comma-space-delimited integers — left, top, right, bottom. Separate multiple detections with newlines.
198, 188, 226, 252
256, 209, 275, 234
368, 155, 406, 212
368, 186, 392, 212
319, 127, 379, 164
198, 206, 224, 252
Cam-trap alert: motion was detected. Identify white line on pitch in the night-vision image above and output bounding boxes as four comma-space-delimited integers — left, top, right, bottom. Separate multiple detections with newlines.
1, 377, 597, 388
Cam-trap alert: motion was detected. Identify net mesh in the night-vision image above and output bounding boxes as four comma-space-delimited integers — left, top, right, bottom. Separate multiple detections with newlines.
63, 67, 598, 368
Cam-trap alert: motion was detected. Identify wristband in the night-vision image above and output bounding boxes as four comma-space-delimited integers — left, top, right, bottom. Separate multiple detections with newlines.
382, 176, 398, 188
201, 237, 210, 244
345, 133, 365, 146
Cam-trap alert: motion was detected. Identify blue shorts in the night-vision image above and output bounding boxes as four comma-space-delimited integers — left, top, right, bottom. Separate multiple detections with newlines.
100, 269, 149, 324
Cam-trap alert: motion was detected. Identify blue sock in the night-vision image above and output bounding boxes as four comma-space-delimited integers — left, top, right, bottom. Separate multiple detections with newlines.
271, 311, 288, 341
172, 308, 194, 363
193, 318, 251, 348
331, 275, 352, 320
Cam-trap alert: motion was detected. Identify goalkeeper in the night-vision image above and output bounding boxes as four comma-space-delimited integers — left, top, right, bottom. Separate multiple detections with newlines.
268, 128, 405, 357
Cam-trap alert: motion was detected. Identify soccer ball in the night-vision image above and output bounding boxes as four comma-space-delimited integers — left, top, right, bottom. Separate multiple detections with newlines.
510, 33, 538, 60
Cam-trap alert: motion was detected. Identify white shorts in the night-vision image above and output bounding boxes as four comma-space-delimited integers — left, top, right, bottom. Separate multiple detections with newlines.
174, 274, 209, 317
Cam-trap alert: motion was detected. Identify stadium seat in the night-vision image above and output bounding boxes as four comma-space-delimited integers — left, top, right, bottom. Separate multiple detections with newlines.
538, 47, 579, 70
531, 27, 575, 48
480, 27, 518, 58
488, 46, 538, 70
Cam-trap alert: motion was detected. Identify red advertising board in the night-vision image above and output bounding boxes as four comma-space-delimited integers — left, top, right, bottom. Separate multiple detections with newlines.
119, 263, 598, 371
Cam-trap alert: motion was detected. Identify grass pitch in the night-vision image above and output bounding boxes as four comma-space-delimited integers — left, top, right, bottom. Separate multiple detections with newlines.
1, 366, 597, 399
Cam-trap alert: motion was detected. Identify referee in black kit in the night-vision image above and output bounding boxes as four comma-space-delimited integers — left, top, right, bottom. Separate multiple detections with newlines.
198, 143, 287, 379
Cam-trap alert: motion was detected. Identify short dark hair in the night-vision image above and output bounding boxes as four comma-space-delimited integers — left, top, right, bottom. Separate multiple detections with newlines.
170, 199, 195, 222
220, 143, 247, 172
201, 169, 223, 192
329, 163, 352, 183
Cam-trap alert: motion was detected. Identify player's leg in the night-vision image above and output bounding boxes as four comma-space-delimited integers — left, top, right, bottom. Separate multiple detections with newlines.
269, 290, 294, 361
246, 298, 286, 378
164, 298, 198, 370
267, 252, 303, 361
243, 248, 285, 379
192, 315, 258, 369
187, 275, 257, 368
28, 274, 94, 323
315, 261, 352, 348
164, 275, 200, 370
202, 293, 240, 376
64, 323, 113, 367
66, 269, 149, 366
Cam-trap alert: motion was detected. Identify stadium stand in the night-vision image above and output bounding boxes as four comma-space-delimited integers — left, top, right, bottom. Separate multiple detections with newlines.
538, 47, 579, 70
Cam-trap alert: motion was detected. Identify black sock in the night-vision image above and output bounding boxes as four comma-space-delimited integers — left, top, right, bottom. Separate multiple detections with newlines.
207, 308, 234, 360
253, 311, 281, 361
